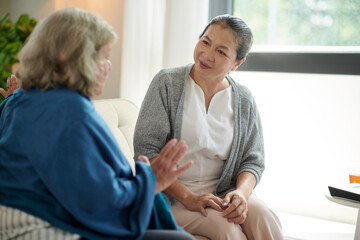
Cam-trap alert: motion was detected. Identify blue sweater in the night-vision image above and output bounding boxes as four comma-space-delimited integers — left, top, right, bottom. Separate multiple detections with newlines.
0, 88, 178, 239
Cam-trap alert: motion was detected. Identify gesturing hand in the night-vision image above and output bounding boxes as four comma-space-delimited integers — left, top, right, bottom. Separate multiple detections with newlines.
138, 139, 193, 194
182, 193, 224, 217
0, 75, 20, 98
222, 190, 248, 224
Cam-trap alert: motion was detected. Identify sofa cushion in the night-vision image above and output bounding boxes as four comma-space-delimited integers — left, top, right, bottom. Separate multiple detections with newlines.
94, 98, 139, 174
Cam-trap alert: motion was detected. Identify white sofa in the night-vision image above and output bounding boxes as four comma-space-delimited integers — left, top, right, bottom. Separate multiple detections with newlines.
94, 98, 138, 174
94, 98, 208, 240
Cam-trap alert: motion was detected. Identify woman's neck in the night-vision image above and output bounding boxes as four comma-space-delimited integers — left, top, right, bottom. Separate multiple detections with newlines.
190, 69, 229, 98
190, 67, 230, 112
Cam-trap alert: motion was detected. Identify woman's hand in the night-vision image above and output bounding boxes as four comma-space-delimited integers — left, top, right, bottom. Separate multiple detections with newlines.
138, 139, 193, 194
0, 75, 20, 98
182, 193, 224, 217
222, 190, 248, 224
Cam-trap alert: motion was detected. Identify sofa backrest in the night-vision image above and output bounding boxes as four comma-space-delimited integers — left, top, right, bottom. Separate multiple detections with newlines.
93, 98, 139, 174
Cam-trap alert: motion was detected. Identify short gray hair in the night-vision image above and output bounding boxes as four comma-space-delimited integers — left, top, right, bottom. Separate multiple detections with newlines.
17, 8, 117, 97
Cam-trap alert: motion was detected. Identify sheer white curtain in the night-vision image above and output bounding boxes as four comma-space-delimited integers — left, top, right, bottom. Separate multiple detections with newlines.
119, 0, 165, 107
120, 0, 209, 107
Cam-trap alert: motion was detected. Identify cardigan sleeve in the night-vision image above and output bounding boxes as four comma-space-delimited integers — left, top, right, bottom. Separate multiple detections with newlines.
133, 70, 172, 160
216, 80, 266, 197
236, 97, 265, 185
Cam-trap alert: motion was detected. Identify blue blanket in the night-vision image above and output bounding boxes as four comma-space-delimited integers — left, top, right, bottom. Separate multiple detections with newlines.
0, 88, 179, 239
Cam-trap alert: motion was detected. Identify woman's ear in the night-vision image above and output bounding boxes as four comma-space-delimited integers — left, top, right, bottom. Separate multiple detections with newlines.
231, 57, 246, 71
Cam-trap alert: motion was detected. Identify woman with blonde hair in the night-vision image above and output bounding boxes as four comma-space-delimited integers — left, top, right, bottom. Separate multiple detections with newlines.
0, 8, 194, 240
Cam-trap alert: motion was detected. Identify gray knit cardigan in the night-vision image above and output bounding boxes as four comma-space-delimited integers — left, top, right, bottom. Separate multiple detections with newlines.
134, 64, 265, 197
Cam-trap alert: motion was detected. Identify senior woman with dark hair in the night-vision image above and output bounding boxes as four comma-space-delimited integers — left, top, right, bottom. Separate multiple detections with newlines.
0, 8, 194, 240
134, 15, 283, 239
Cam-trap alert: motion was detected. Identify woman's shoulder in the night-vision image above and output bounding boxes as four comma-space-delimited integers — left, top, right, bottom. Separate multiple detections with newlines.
152, 64, 192, 84
146, 64, 192, 98
228, 76, 254, 101
157, 64, 191, 76
24, 88, 93, 118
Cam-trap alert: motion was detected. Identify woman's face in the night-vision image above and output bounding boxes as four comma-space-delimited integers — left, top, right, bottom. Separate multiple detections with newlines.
94, 43, 112, 96
193, 24, 243, 81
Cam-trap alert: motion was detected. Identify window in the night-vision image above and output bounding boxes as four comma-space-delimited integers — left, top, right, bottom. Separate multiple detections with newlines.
233, 0, 360, 47
209, 0, 360, 74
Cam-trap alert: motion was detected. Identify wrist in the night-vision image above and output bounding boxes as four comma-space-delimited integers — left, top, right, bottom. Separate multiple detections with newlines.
179, 191, 196, 206
234, 188, 251, 200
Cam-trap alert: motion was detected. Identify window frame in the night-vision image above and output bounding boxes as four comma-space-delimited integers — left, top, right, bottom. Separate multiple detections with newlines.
209, 0, 360, 75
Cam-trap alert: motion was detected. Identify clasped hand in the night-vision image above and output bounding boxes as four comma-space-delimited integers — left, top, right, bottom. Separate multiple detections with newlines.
183, 190, 248, 225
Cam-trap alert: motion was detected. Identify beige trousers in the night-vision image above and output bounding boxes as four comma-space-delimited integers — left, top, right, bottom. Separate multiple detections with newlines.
171, 194, 283, 240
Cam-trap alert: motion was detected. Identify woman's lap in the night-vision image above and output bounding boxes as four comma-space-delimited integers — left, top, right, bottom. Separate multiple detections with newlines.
171, 202, 246, 240
170, 194, 283, 240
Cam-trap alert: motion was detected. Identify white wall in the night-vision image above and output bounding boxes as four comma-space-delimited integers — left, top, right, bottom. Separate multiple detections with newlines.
0, 0, 11, 18
10, 0, 60, 22
231, 70, 360, 224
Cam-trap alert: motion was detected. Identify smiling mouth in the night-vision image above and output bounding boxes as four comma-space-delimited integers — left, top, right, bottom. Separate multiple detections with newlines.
199, 60, 211, 69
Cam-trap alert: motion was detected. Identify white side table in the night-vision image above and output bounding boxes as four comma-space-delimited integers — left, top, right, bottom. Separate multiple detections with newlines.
325, 192, 360, 240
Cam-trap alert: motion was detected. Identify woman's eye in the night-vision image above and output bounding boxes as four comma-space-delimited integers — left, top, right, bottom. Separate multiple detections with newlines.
202, 40, 209, 45
218, 50, 226, 56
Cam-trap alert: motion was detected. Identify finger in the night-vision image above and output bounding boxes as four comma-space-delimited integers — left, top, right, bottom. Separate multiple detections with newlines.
8, 77, 19, 94
165, 140, 187, 164
222, 202, 238, 216
158, 139, 177, 159
227, 214, 246, 224
206, 199, 223, 211
223, 208, 243, 219
211, 196, 225, 208
230, 210, 247, 224
0, 88, 8, 98
200, 207, 208, 217
159, 140, 187, 169
9, 76, 16, 86
223, 200, 247, 219
138, 155, 150, 165
174, 160, 193, 176
171, 141, 188, 165
152, 139, 177, 168
222, 193, 232, 206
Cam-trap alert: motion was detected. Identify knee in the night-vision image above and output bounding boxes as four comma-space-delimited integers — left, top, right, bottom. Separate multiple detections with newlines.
247, 197, 278, 223
204, 210, 244, 239
243, 196, 283, 239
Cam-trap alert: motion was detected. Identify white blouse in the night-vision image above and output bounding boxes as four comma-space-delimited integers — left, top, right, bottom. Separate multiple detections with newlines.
179, 75, 234, 194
